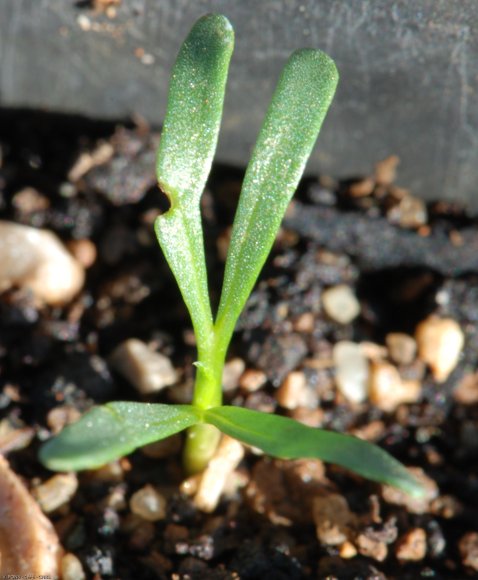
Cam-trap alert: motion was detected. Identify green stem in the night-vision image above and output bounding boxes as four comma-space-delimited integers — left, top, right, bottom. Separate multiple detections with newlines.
182, 332, 228, 473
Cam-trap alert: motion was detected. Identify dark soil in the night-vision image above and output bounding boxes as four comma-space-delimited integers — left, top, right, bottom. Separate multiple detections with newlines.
1, 109, 478, 579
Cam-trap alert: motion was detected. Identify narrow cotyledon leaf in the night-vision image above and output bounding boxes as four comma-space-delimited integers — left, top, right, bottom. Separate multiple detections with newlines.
204, 406, 425, 497
215, 48, 338, 348
155, 14, 234, 353
39, 403, 200, 471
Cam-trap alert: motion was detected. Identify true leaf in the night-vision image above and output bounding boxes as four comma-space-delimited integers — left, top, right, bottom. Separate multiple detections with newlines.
205, 406, 424, 497
155, 14, 234, 350
215, 48, 338, 347
39, 403, 200, 471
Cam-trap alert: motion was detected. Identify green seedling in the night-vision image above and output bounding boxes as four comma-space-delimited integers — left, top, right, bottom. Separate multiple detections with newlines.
40, 14, 424, 497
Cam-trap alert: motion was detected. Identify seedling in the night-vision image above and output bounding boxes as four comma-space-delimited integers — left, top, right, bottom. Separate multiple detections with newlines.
40, 14, 424, 497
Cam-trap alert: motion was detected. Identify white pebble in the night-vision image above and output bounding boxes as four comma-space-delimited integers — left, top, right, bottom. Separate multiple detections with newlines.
333, 341, 369, 403
33, 473, 78, 513
61, 553, 86, 580
415, 316, 464, 382
0, 221, 84, 305
109, 339, 178, 394
222, 358, 246, 392
322, 285, 361, 325
130, 485, 166, 521
193, 436, 244, 513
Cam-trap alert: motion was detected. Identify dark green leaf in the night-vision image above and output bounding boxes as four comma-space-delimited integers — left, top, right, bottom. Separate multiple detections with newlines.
155, 14, 234, 348
39, 403, 200, 471
215, 48, 338, 348
205, 406, 425, 497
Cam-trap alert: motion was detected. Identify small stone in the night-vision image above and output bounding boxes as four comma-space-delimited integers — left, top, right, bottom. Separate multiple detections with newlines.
459, 532, 478, 572
381, 467, 438, 514
333, 341, 369, 403
369, 361, 421, 412
454, 373, 478, 405
322, 285, 361, 325
193, 436, 244, 513
67, 141, 114, 182
396, 528, 427, 561
46, 406, 82, 434
0, 456, 62, 576
67, 239, 97, 269
374, 155, 399, 185
415, 316, 464, 382
386, 333, 417, 365
222, 358, 246, 392
239, 369, 267, 392
313, 493, 357, 546
360, 341, 388, 361
0, 221, 85, 305
87, 461, 124, 483
33, 473, 78, 513
293, 312, 315, 333
339, 541, 358, 559
130, 485, 166, 522
388, 195, 427, 229
109, 338, 177, 395
356, 534, 388, 562
277, 371, 317, 410
12, 187, 50, 214
61, 553, 86, 580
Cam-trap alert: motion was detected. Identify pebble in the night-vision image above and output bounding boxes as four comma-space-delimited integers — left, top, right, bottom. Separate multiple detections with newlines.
415, 316, 464, 382
0, 455, 62, 576
388, 195, 427, 229
193, 436, 244, 513
322, 285, 361, 325
276, 371, 317, 410
369, 361, 421, 412
395, 528, 427, 561
66, 238, 97, 269
375, 155, 399, 185
0, 221, 85, 305
313, 493, 357, 546
459, 532, 478, 572
109, 338, 178, 395
333, 341, 369, 403
385, 333, 417, 365
355, 533, 388, 562
129, 485, 167, 522
32, 473, 78, 513
293, 311, 315, 333
61, 553, 86, 580
222, 358, 246, 392
239, 369, 267, 392
339, 541, 358, 559
46, 405, 82, 434
454, 372, 478, 405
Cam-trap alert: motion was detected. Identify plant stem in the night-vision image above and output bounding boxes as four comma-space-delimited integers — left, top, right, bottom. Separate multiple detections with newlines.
183, 332, 228, 473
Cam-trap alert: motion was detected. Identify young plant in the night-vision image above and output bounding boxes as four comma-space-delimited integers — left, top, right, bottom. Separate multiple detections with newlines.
40, 14, 424, 497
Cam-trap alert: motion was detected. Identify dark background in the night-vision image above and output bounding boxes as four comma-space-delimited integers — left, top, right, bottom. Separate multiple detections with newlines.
1, 0, 477, 211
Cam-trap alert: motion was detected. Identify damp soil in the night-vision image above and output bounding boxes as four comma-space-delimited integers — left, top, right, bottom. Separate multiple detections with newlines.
1, 109, 478, 579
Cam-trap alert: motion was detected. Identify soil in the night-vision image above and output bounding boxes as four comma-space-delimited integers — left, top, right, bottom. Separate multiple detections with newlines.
1, 109, 478, 579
